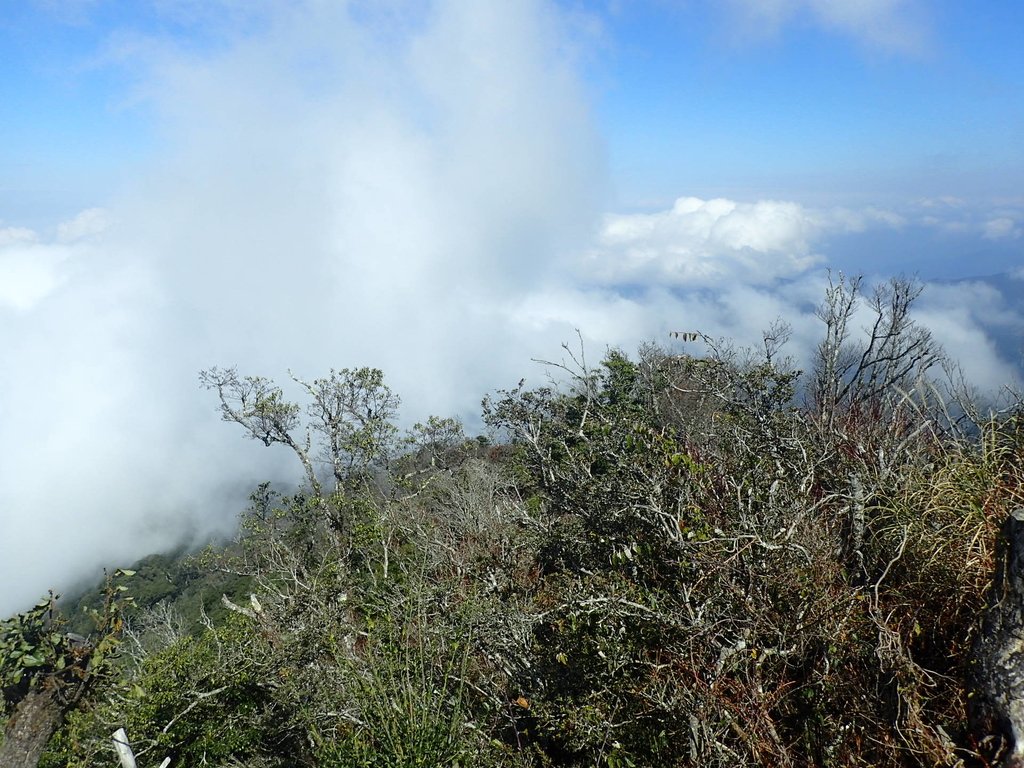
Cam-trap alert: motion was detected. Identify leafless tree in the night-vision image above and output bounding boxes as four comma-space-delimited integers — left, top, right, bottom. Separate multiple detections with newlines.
811, 273, 943, 432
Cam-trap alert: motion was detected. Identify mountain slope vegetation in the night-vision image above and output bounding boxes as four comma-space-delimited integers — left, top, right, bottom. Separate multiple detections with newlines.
3, 275, 1023, 767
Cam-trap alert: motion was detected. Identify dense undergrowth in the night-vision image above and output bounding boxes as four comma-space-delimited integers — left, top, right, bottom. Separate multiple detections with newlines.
4, 275, 1024, 767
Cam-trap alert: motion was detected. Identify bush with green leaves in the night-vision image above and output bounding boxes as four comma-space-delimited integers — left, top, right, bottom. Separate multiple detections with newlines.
477, 285, 1019, 767
2, 572, 135, 767
32, 279, 1024, 766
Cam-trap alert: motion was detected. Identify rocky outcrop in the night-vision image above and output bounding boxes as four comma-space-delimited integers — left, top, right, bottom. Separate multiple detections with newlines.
970, 507, 1024, 767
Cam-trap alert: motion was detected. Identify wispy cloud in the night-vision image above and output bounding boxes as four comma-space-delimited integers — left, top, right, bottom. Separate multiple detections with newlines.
56, 208, 111, 243
982, 217, 1021, 240
910, 197, 1024, 241
722, 0, 931, 54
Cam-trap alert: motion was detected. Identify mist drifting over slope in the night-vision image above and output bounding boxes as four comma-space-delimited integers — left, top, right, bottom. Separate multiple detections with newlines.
1, 1, 1022, 616
0, 1, 607, 615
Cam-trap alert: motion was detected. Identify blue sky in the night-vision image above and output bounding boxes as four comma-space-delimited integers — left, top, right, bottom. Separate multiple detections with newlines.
595, 2, 1024, 202
0, 0, 1022, 612
3, 1, 1023, 224
6, 0, 1024, 222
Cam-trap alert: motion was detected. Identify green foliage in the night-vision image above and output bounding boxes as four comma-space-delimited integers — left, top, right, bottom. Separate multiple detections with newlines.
122, 614, 289, 765
483, 347, 709, 584
481, 335, 1015, 767
0, 595, 70, 698
314, 623, 480, 768
64, 550, 253, 637
2, 571, 134, 713
2, 573, 136, 768
34, 296, 1024, 767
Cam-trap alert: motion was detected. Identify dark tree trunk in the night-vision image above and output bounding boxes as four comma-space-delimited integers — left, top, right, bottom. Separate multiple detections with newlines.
970, 507, 1024, 767
0, 685, 64, 768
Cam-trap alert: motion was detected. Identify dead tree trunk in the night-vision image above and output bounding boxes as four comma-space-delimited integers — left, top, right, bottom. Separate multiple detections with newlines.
970, 507, 1024, 767
0, 685, 64, 768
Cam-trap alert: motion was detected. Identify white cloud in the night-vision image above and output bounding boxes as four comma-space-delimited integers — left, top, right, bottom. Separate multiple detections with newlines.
982, 216, 1020, 240
824, 206, 906, 231
31, 0, 102, 25
0, 226, 76, 312
0, 210, 110, 314
915, 280, 1024, 392
583, 197, 820, 286
917, 196, 967, 209
0, 226, 38, 248
578, 196, 904, 288
0, 0, 603, 616
723, 0, 929, 54
910, 199, 1024, 242
57, 207, 111, 243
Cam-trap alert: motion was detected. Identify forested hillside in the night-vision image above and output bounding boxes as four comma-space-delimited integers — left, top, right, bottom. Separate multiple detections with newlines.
3, 275, 1023, 767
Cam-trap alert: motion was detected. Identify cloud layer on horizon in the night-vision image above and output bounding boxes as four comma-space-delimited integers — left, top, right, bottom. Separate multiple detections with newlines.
577, 196, 907, 288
